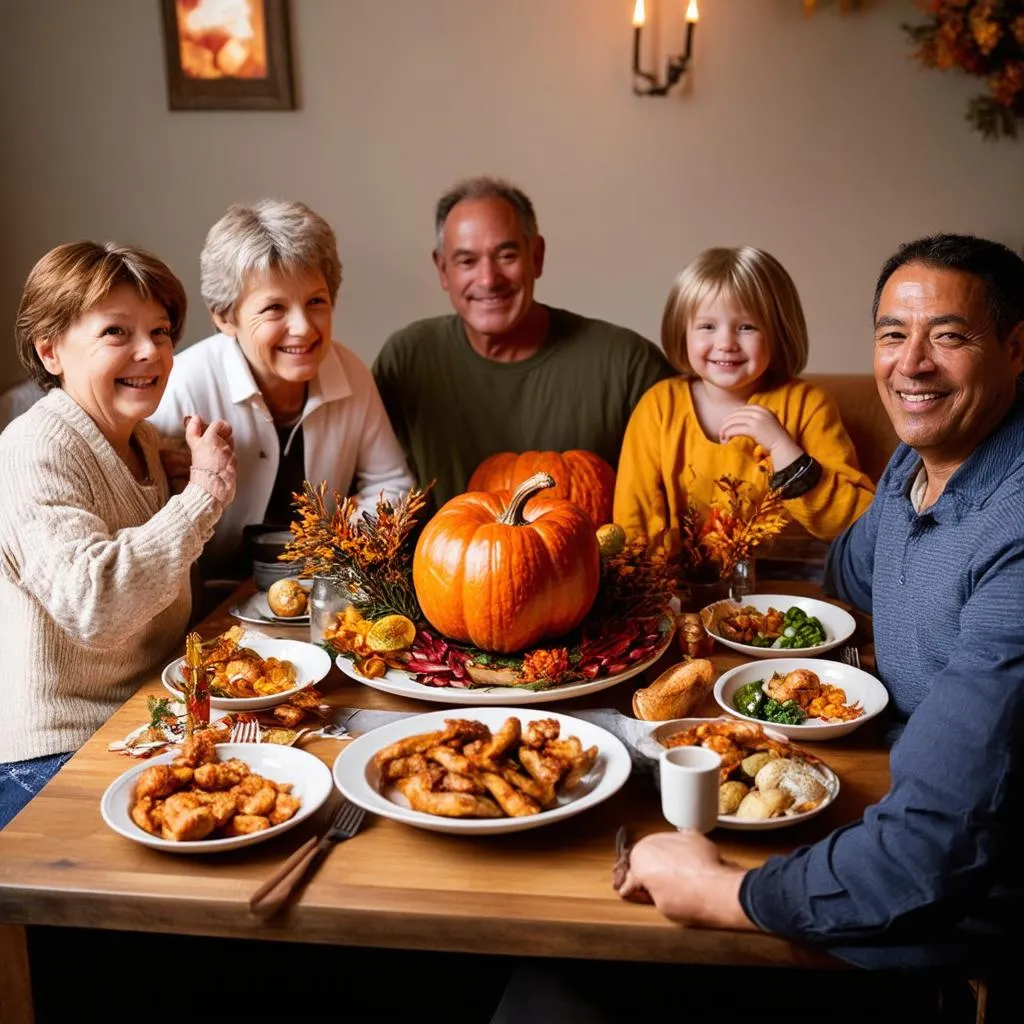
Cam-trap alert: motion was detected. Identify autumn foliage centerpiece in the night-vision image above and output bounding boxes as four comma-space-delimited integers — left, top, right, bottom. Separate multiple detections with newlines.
904, 1, 1024, 139
282, 472, 677, 691
671, 472, 790, 601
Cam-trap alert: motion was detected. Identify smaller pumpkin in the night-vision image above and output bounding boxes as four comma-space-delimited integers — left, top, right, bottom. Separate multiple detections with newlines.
596, 523, 627, 559
468, 449, 616, 526
413, 472, 601, 653
366, 614, 417, 653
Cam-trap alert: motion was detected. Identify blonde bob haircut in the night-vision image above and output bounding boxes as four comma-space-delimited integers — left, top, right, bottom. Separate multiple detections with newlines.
200, 198, 343, 319
661, 247, 809, 386
16, 241, 187, 391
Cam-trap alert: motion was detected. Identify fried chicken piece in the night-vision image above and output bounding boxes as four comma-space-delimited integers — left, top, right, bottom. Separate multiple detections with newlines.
429, 744, 499, 776
518, 746, 564, 787
134, 764, 194, 800
501, 765, 556, 807
273, 704, 306, 728
482, 717, 521, 760
395, 773, 503, 818
288, 687, 322, 708
193, 789, 238, 828
238, 785, 277, 817
522, 718, 560, 748
233, 773, 268, 797
161, 792, 216, 841
543, 737, 583, 763
269, 791, 301, 825
373, 729, 446, 769
194, 758, 249, 791
561, 745, 599, 789
440, 771, 486, 795
764, 669, 822, 708
174, 732, 217, 768
439, 718, 492, 746
479, 772, 541, 817
130, 795, 164, 835
381, 753, 432, 781
222, 814, 271, 836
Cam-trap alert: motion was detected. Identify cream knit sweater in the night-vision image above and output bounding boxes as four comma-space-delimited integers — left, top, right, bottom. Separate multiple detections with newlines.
0, 389, 223, 763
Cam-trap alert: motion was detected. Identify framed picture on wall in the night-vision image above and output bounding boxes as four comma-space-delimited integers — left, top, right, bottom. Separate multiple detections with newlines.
160, 0, 295, 110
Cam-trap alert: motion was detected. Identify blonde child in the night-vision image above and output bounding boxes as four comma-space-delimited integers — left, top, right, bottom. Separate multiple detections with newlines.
613, 247, 874, 545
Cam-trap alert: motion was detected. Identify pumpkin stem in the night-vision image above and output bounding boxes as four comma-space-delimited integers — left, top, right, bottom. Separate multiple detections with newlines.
498, 472, 556, 526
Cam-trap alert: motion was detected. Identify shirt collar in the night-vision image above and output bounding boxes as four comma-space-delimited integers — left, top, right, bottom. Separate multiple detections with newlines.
220, 334, 353, 411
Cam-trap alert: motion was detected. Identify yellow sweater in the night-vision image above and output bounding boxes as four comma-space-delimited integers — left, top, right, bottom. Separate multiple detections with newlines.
613, 376, 875, 544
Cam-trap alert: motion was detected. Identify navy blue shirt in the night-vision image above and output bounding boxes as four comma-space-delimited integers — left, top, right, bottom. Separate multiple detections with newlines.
739, 391, 1024, 969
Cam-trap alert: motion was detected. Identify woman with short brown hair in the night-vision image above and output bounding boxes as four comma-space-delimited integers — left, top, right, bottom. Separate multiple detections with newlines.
0, 241, 236, 829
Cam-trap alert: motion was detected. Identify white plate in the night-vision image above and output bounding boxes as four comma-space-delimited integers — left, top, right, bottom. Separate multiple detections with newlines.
333, 706, 631, 835
100, 742, 333, 853
713, 657, 889, 740
701, 594, 856, 660
162, 634, 332, 711
334, 620, 676, 707
230, 583, 311, 626
636, 717, 840, 831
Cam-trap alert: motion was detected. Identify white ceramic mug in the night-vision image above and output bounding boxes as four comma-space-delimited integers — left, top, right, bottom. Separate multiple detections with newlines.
659, 746, 721, 833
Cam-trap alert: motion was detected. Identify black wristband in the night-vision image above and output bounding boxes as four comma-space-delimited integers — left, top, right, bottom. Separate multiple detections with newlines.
769, 453, 822, 499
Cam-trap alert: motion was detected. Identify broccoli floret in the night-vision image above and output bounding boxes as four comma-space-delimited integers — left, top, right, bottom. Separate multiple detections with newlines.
761, 698, 807, 725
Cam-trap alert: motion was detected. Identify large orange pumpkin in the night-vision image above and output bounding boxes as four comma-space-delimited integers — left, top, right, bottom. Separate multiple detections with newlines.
467, 449, 615, 527
413, 473, 601, 653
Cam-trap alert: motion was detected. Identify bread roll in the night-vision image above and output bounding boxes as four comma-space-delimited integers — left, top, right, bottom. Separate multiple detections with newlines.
735, 788, 794, 820
267, 578, 308, 617
631, 658, 715, 721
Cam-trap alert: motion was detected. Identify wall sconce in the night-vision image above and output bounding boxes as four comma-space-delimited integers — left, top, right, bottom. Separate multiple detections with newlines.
632, 0, 699, 97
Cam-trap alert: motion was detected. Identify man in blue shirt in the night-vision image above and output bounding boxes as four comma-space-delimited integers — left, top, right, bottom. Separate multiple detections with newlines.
615, 234, 1024, 974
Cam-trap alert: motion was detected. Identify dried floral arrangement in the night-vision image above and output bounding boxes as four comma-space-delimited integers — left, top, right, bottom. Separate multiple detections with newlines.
673, 473, 790, 585
904, 1, 1024, 139
281, 481, 430, 621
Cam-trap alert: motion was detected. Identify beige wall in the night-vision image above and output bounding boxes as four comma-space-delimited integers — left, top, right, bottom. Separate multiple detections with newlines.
1, 0, 1022, 393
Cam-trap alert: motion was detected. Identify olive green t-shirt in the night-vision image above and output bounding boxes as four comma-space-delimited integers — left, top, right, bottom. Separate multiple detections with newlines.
371, 306, 674, 508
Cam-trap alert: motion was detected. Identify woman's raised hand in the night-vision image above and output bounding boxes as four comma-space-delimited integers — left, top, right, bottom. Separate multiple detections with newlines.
185, 415, 236, 506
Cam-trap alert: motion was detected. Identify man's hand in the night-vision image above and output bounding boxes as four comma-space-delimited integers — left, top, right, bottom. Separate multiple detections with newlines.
719, 405, 803, 471
185, 415, 237, 506
615, 830, 755, 930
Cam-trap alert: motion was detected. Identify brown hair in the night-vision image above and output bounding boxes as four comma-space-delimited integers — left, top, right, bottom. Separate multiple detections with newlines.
661, 246, 809, 387
15, 241, 188, 390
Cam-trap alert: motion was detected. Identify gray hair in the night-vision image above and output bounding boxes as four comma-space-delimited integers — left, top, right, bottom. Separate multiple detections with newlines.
434, 176, 538, 253
200, 198, 343, 318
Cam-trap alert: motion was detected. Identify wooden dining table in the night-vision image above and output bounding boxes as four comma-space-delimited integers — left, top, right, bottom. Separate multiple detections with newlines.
0, 581, 888, 1024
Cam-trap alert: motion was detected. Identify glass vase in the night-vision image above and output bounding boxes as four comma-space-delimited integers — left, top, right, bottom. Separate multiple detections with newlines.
309, 576, 351, 645
729, 558, 756, 602
677, 576, 731, 614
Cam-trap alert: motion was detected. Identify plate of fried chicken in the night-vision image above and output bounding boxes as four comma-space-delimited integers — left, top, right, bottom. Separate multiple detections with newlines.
101, 732, 333, 853
332, 707, 631, 835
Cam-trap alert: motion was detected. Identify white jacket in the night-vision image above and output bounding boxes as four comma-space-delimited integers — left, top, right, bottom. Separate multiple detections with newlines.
149, 333, 414, 572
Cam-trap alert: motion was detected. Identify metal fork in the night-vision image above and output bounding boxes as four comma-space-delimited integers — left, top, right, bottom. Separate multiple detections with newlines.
839, 645, 861, 669
249, 799, 366, 919
229, 717, 263, 743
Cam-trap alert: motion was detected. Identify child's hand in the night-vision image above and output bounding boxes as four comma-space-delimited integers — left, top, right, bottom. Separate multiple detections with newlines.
719, 406, 804, 471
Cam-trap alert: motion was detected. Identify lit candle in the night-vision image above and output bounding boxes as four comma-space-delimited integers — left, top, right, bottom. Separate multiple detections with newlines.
684, 0, 699, 62
632, 0, 645, 72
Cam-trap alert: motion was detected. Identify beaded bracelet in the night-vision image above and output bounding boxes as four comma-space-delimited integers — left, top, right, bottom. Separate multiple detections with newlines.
769, 453, 822, 499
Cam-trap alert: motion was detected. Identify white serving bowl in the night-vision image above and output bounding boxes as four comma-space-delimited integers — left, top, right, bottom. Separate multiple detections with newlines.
713, 657, 889, 740
635, 717, 841, 830
162, 635, 332, 711
101, 742, 333, 853
701, 594, 856, 660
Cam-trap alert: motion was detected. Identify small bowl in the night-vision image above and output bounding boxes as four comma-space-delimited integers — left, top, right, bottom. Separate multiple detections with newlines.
701, 594, 856, 660
713, 657, 889, 741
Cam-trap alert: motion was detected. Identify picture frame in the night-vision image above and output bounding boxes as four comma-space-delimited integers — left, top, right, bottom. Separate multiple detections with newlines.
160, 0, 295, 111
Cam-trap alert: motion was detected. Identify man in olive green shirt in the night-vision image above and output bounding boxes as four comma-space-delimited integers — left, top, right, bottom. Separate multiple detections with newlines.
372, 176, 673, 508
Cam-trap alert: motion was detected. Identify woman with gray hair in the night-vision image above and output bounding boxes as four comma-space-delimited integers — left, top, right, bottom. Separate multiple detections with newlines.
151, 198, 413, 580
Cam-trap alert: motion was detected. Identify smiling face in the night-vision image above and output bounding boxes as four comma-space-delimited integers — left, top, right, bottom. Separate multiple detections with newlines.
35, 282, 173, 445
433, 197, 545, 348
873, 263, 1024, 469
215, 265, 332, 396
685, 288, 772, 399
